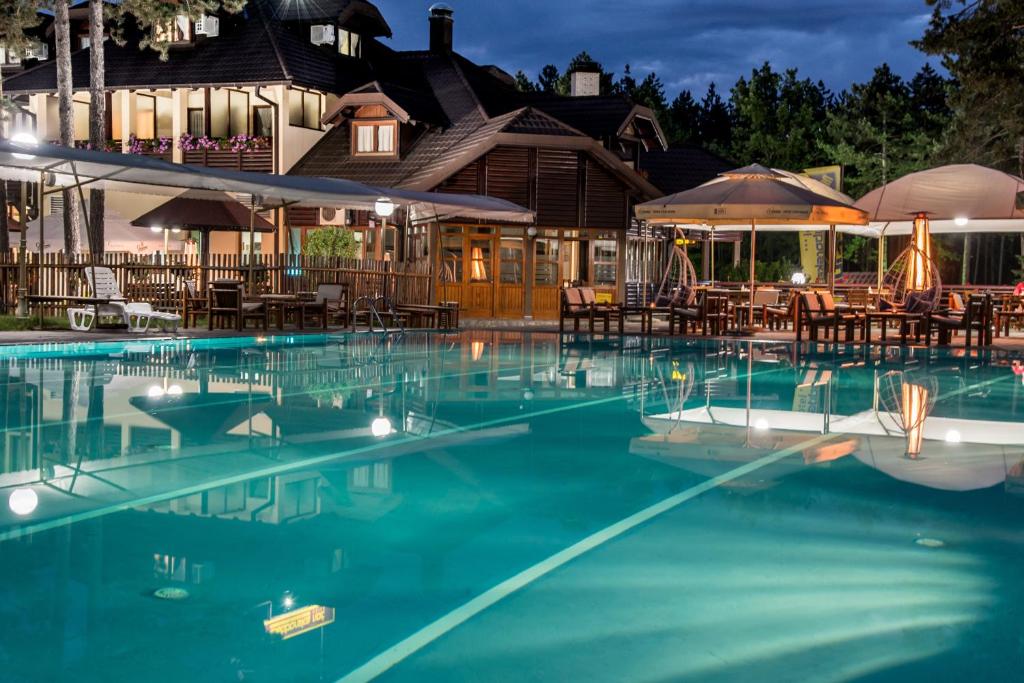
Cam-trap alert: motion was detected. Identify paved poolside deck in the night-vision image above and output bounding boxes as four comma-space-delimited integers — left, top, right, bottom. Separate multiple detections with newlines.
1, 318, 1023, 351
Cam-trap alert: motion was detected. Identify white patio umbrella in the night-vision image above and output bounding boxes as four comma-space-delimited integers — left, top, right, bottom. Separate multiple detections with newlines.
636, 164, 868, 326
852, 164, 1024, 288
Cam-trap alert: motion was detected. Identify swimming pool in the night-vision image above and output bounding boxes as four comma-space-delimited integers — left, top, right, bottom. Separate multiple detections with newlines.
1, 332, 1022, 682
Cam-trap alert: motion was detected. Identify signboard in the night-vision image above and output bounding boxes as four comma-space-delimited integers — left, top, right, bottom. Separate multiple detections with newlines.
263, 605, 335, 640
803, 166, 843, 192
800, 166, 844, 282
595, 291, 614, 304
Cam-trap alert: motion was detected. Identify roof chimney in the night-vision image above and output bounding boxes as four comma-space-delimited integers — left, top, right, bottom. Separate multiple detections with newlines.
569, 61, 602, 97
429, 3, 454, 54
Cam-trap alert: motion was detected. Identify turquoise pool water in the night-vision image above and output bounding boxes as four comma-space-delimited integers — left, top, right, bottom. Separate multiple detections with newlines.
1, 332, 1023, 682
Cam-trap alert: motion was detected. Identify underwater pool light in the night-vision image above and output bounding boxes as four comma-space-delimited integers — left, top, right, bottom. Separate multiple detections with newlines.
371, 416, 393, 437
8, 488, 38, 516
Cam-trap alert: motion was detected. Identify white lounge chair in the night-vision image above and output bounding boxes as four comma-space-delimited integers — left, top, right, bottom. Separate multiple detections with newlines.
72, 267, 181, 333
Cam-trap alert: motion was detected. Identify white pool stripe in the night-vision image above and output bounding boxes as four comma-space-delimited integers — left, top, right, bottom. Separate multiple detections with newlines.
339, 371, 1015, 683
336, 433, 830, 683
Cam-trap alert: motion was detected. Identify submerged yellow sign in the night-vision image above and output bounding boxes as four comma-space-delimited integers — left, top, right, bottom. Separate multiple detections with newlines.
264, 605, 335, 640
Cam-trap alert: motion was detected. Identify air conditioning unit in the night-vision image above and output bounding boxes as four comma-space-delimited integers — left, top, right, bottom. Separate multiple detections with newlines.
319, 207, 346, 226
310, 24, 336, 46
24, 43, 48, 61
195, 16, 220, 37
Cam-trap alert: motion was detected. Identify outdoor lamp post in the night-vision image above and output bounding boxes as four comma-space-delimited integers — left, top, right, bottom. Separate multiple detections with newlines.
374, 197, 396, 295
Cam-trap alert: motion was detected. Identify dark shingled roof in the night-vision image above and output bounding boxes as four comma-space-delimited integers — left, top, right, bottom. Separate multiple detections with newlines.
2, 0, 374, 94
252, 0, 392, 36
290, 50, 662, 199
637, 146, 736, 195
520, 93, 637, 140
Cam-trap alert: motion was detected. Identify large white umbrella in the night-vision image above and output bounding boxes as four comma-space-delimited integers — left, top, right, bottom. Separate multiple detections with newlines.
636, 164, 868, 325
852, 164, 1024, 288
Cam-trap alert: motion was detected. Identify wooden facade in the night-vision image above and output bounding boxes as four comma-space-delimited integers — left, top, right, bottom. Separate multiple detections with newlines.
431, 145, 634, 319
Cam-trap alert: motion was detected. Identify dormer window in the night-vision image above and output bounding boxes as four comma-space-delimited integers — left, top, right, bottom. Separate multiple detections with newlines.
351, 105, 397, 157
353, 121, 395, 155
338, 29, 361, 58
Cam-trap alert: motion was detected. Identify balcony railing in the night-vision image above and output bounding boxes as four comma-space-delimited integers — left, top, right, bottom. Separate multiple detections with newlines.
183, 147, 273, 172
70, 137, 274, 172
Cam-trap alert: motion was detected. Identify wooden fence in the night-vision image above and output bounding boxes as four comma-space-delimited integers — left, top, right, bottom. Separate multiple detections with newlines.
0, 253, 432, 317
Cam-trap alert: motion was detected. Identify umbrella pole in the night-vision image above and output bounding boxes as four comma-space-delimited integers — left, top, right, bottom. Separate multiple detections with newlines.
247, 195, 255, 295
710, 227, 716, 287
748, 219, 756, 327
828, 224, 836, 294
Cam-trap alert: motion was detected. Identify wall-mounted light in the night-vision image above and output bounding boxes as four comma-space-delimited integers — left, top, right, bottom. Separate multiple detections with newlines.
954, 216, 969, 227
527, 226, 538, 238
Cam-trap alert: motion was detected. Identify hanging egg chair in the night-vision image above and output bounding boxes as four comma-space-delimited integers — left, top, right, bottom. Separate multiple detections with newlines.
654, 228, 698, 307
882, 213, 942, 311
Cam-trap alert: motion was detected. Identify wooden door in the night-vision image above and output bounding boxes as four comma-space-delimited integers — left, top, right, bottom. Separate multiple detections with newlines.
464, 236, 495, 317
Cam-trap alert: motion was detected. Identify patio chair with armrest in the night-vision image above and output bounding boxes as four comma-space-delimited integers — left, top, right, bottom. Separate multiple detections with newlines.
182, 279, 208, 328
559, 287, 607, 333
207, 280, 268, 331
994, 294, 1024, 338
929, 293, 992, 346
74, 266, 181, 333
765, 291, 797, 331
300, 283, 349, 329
579, 287, 618, 332
670, 291, 730, 336
798, 291, 864, 342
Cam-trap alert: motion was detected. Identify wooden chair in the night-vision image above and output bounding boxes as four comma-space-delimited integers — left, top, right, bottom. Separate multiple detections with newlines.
182, 279, 208, 328
798, 291, 864, 342
669, 292, 730, 336
207, 280, 268, 331
765, 291, 796, 331
300, 283, 349, 329
560, 287, 597, 333
929, 293, 992, 346
994, 294, 1024, 338
579, 287, 618, 332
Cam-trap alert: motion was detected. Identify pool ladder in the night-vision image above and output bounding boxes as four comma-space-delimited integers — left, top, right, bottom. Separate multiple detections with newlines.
352, 295, 406, 335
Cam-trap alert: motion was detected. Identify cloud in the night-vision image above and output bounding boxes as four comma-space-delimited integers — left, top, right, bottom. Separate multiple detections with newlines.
375, 0, 935, 95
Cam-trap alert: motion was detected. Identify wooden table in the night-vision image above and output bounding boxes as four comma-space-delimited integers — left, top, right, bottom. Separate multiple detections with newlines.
260, 294, 324, 331
865, 310, 925, 346
396, 304, 460, 330
616, 305, 655, 335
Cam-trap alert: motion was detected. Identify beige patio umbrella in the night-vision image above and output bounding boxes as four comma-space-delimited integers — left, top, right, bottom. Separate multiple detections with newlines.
854, 164, 1024, 289
636, 164, 869, 327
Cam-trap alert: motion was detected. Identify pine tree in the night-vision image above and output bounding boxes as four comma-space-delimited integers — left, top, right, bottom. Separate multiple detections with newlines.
513, 70, 537, 93
52, 0, 82, 255
88, 0, 105, 254
110, 0, 246, 60
664, 90, 701, 146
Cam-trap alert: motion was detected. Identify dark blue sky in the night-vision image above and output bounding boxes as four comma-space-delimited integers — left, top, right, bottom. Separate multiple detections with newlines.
374, 0, 937, 97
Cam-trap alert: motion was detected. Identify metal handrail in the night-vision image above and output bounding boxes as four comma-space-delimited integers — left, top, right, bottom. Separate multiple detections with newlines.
351, 295, 405, 335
